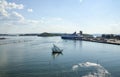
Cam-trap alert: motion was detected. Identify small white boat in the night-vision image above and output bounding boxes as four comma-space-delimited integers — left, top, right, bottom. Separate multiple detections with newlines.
52, 44, 63, 53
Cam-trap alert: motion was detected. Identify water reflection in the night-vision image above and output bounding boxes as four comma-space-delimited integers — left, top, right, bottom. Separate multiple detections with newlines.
52, 52, 63, 59
79, 40, 82, 47
62, 39, 83, 48
73, 40, 83, 48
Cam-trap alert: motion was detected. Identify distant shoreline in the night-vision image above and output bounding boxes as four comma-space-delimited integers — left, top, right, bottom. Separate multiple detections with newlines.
0, 32, 120, 45
0, 37, 6, 40
0, 32, 64, 36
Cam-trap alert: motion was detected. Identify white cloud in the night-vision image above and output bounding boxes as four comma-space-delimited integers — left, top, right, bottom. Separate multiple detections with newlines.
8, 2, 24, 9
12, 11, 24, 21
0, 0, 24, 17
0, 0, 83, 34
80, 0, 83, 3
27, 8, 33, 12
0, 0, 77, 33
0, 0, 9, 16
0, 0, 25, 22
0, 8, 8, 16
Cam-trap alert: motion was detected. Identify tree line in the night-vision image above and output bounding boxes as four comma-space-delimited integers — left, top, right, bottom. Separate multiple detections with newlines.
101, 34, 120, 40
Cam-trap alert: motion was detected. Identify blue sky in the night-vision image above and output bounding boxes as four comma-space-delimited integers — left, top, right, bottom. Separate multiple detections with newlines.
0, 0, 120, 34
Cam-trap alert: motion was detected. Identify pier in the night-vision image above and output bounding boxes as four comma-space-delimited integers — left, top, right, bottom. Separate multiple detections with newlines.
61, 31, 120, 45
82, 37, 120, 45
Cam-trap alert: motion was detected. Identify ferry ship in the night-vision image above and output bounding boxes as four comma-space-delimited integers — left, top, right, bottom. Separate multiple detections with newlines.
61, 31, 83, 40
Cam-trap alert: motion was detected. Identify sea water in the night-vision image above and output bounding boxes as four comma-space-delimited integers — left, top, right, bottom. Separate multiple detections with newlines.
0, 36, 120, 77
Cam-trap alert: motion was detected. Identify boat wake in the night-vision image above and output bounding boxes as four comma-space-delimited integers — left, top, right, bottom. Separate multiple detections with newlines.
72, 62, 111, 77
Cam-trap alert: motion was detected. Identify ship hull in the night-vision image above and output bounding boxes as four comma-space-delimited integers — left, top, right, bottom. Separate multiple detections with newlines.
61, 35, 82, 40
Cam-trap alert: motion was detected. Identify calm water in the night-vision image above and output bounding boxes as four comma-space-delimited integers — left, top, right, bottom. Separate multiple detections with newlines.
0, 36, 120, 77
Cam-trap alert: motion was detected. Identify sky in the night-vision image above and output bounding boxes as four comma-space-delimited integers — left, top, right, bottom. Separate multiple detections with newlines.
0, 0, 120, 34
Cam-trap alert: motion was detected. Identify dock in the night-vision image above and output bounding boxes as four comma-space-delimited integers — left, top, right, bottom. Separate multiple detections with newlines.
82, 38, 120, 45
61, 31, 120, 45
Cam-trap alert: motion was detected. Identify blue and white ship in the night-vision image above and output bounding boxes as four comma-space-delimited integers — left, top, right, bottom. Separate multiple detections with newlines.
61, 31, 83, 40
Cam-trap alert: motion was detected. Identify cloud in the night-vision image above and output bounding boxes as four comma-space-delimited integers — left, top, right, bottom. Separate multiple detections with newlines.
7, 2, 24, 9
0, 0, 76, 33
0, 0, 9, 16
0, 0, 24, 16
0, 12, 24, 24
0, 0, 25, 23
0, 8, 8, 16
12, 11, 24, 21
27, 8, 33, 12
0, 0, 38, 33
80, 0, 83, 3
